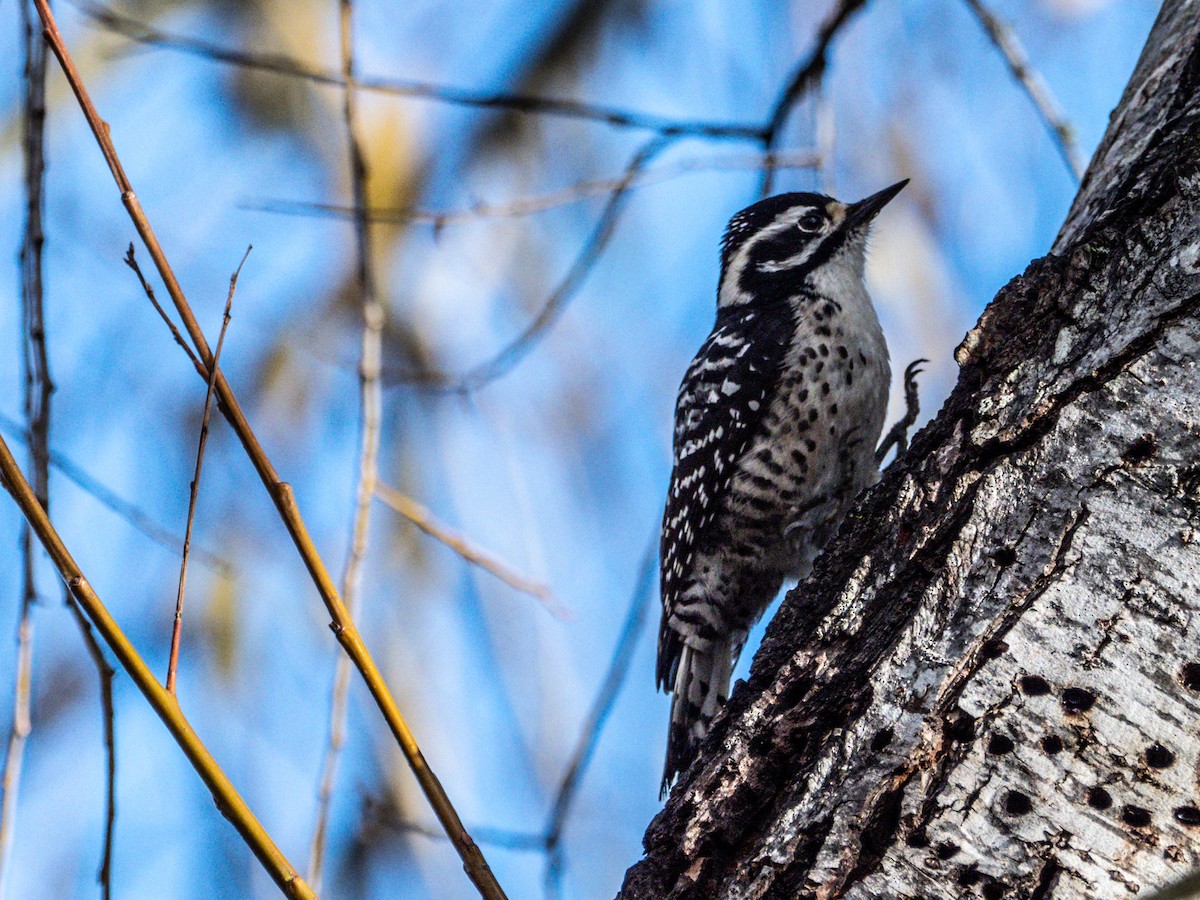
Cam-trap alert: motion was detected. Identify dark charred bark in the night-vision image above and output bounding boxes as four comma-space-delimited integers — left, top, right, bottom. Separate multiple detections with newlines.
621, 1, 1200, 897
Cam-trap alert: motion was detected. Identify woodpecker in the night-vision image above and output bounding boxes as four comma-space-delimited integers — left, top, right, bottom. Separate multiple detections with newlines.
658, 181, 908, 793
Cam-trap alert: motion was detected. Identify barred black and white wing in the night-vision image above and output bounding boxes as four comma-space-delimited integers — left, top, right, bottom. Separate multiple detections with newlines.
657, 309, 790, 789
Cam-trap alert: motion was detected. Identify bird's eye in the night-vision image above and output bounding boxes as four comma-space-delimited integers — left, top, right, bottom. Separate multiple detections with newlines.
797, 211, 824, 233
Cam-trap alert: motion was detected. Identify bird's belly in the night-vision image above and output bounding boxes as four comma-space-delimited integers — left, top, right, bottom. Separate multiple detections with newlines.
725, 351, 888, 578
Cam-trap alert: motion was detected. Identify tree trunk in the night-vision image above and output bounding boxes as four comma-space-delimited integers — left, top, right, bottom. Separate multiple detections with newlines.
620, 2, 1200, 897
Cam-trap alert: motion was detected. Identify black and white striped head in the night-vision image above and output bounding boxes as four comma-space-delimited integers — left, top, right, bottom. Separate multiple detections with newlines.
717, 180, 908, 310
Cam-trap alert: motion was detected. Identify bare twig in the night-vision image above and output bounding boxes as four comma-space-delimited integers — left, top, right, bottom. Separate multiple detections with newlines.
249, 150, 821, 227
366, 794, 546, 851
63, 601, 116, 899
78, 0, 762, 140
0, 1, 53, 887
387, 134, 676, 392
123, 245, 203, 372
0, 435, 313, 899
453, 134, 672, 391
308, 0, 384, 889
0, 607, 33, 900
32, 4, 505, 896
166, 248, 248, 694
963, 0, 1084, 181
375, 482, 562, 617
543, 536, 657, 899
0, 413, 231, 575
4, 5, 117, 897
759, 0, 868, 196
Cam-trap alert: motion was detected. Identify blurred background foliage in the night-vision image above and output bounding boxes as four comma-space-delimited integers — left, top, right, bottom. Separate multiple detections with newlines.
0, 0, 1159, 897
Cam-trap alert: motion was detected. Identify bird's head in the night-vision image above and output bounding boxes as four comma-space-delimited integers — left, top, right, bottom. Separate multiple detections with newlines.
717, 180, 908, 311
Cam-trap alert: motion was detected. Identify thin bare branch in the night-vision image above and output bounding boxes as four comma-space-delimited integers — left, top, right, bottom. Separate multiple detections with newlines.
249, 150, 821, 227
32, 3, 505, 895
387, 134, 676, 392
963, 0, 1084, 181
77, 0, 762, 140
309, 0, 383, 888
0, 609, 33, 899
0, 609, 33, 900
367, 795, 546, 852
17, 3, 50, 510
62, 600, 116, 900
166, 248, 249, 695
0, 434, 313, 899
453, 134, 673, 391
123, 245, 203, 373
4, 4, 116, 896
759, 0, 868, 196
0, 0, 52, 886
543, 536, 657, 899
0, 413, 232, 575
375, 482, 563, 617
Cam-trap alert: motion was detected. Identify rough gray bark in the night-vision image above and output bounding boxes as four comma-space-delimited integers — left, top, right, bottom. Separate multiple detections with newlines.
620, 2, 1200, 897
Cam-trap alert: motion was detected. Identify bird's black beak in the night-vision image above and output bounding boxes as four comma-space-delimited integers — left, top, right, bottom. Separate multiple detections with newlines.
843, 179, 909, 231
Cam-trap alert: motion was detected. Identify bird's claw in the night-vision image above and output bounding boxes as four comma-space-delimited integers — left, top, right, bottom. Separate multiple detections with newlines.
876, 357, 928, 464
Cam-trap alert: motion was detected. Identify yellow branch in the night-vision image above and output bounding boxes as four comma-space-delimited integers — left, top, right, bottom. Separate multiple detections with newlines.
0, 434, 313, 899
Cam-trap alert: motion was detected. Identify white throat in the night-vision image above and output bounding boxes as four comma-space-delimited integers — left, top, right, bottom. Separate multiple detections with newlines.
802, 243, 888, 365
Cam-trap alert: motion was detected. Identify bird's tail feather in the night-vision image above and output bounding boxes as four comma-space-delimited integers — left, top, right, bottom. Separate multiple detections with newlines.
662, 641, 734, 796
